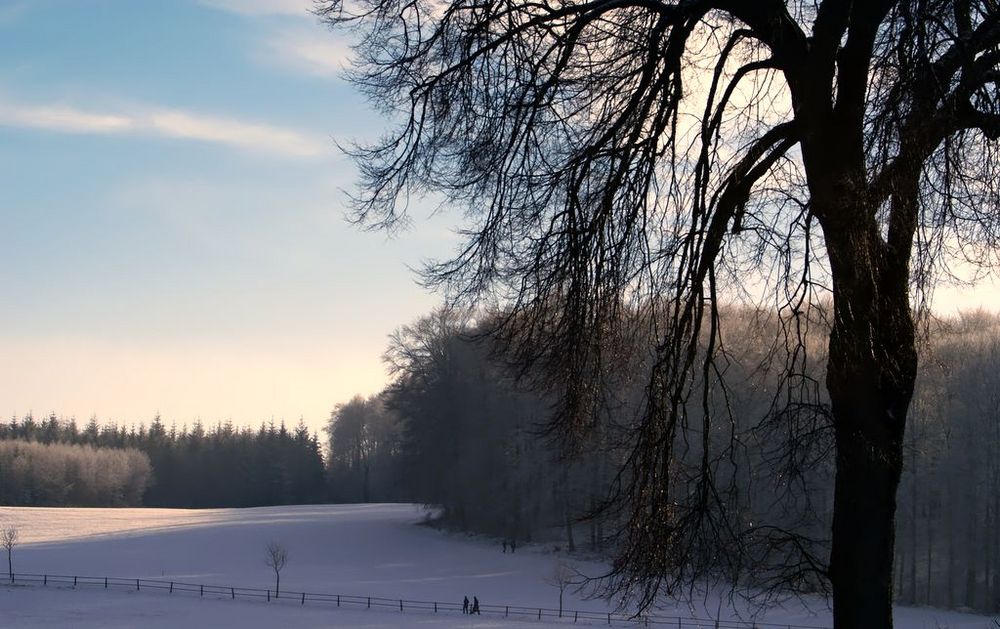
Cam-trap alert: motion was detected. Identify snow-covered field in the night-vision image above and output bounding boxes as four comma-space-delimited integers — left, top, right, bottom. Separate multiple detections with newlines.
0, 503, 995, 628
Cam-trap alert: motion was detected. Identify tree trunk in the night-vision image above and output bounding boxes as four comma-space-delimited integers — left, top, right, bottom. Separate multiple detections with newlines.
965, 498, 977, 608
827, 395, 908, 629
909, 459, 918, 603
589, 496, 598, 553
824, 225, 917, 629
363, 462, 370, 503
561, 468, 575, 553
925, 503, 933, 605
986, 502, 992, 611
948, 474, 956, 607
994, 478, 1000, 611
893, 528, 904, 600
564, 510, 576, 553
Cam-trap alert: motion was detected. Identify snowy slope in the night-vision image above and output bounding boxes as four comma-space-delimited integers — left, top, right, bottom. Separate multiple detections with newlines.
0, 503, 995, 628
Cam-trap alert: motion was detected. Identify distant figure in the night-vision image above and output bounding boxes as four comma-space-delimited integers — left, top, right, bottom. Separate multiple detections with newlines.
510, 539, 516, 553
463, 595, 469, 614
472, 596, 481, 615
502, 540, 508, 553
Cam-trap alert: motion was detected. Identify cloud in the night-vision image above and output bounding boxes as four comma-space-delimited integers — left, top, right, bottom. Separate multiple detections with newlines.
0, 2, 30, 26
200, 0, 355, 81
267, 31, 354, 78
146, 109, 326, 157
198, 0, 314, 17
0, 100, 327, 158
0, 103, 134, 133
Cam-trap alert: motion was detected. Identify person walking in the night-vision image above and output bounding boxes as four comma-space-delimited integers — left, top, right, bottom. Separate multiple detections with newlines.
463, 595, 469, 614
472, 596, 481, 615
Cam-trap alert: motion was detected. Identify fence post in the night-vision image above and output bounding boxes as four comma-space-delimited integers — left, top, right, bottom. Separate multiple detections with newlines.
302, 592, 306, 605
170, 582, 173, 594
104, 577, 108, 589
200, 584, 204, 597
505, 606, 509, 618
367, 596, 371, 609
434, 602, 437, 613
44, 575, 47, 586
400, 599, 403, 611
74, 576, 77, 587
337, 594, 340, 607
575, 611, 578, 622
538, 608, 542, 620
608, 612, 611, 625
136, 579, 140, 591
267, 590, 271, 602
678, 617, 681, 628
231, 587, 235, 599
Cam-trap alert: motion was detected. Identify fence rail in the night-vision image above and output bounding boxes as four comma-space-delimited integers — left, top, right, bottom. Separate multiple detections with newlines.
3, 572, 830, 629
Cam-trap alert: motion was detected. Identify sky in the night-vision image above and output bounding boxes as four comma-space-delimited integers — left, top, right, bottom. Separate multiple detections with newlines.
0, 0, 454, 434
1, 0, 997, 437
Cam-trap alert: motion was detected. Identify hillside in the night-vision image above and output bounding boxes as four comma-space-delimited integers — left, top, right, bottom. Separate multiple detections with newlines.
0, 504, 991, 628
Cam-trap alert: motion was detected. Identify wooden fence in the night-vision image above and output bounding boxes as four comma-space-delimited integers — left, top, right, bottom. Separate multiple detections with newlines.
3, 571, 831, 629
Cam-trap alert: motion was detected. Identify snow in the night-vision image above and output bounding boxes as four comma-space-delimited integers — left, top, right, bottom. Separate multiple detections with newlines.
0, 503, 996, 628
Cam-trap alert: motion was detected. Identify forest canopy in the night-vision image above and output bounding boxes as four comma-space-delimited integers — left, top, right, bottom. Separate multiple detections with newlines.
0, 417, 326, 508
326, 307, 1000, 614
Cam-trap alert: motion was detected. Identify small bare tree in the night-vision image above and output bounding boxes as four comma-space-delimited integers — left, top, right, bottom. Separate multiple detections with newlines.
264, 541, 287, 597
3, 525, 19, 581
545, 559, 577, 618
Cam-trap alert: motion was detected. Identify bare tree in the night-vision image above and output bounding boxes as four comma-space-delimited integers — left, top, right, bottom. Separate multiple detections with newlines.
318, 1, 1000, 627
546, 559, 578, 618
264, 541, 288, 597
3, 525, 18, 581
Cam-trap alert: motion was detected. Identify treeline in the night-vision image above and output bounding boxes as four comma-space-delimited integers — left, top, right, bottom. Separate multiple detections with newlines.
327, 307, 1000, 613
0, 415, 326, 508
895, 312, 1000, 611
0, 439, 151, 506
326, 310, 639, 548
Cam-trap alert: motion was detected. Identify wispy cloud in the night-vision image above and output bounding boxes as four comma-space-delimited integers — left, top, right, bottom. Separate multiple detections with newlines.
0, 100, 327, 158
0, 1, 30, 26
201, 0, 354, 81
146, 109, 326, 157
198, 0, 314, 17
0, 103, 134, 133
267, 31, 353, 78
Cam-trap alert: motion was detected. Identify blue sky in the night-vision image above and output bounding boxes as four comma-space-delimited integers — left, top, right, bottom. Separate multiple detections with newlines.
0, 0, 453, 433
1, 0, 997, 435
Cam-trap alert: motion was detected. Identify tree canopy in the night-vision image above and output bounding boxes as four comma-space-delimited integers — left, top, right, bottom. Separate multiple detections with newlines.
319, 1, 1000, 627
